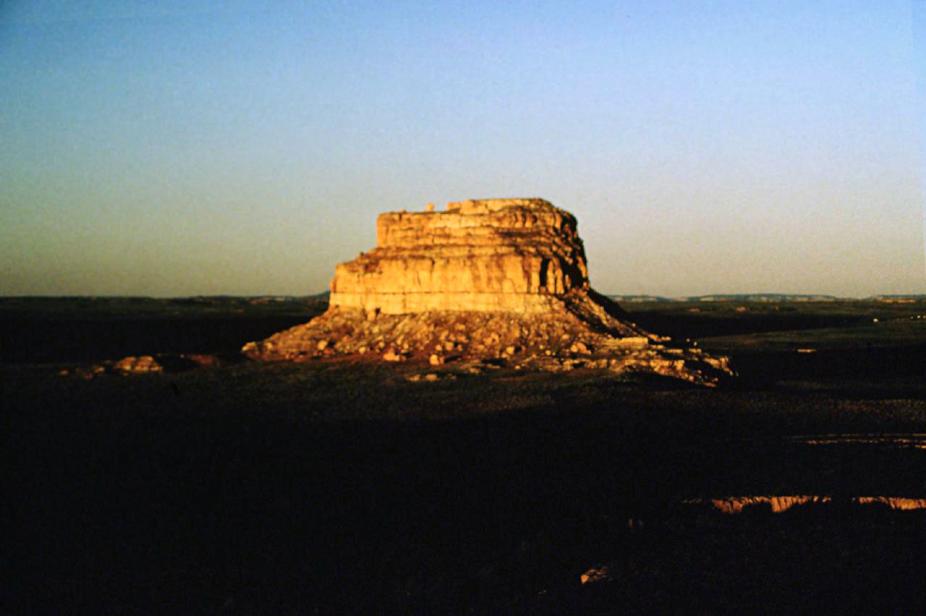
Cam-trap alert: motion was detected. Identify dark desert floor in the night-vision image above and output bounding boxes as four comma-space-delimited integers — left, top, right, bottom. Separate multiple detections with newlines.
4, 296, 926, 614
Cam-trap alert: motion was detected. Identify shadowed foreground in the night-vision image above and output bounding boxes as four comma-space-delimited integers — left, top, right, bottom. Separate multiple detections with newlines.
3, 297, 926, 613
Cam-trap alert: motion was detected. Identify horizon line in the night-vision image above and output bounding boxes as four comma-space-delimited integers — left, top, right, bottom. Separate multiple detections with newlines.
2, 292, 926, 301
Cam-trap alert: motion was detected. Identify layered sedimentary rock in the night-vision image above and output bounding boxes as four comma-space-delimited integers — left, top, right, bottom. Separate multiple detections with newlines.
243, 198, 732, 386
331, 198, 589, 314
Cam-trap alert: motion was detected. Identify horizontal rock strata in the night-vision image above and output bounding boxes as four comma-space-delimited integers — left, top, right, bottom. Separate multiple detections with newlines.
331, 199, 588, 314
243, 198, 733, 386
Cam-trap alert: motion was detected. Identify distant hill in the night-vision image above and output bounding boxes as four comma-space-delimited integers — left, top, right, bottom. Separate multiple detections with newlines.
608, 294, 842, 303
869, 295, 926, 304
245, 292, 329, 305
607, 295, 675, 303
690, 294, 841, 303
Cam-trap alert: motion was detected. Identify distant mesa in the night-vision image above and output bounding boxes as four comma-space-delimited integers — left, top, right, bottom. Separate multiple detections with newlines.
872, 295, 926, 304
242, 198, 732, 385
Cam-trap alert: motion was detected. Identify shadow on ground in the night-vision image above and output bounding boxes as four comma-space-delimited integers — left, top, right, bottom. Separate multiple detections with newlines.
3, 298, 926, 613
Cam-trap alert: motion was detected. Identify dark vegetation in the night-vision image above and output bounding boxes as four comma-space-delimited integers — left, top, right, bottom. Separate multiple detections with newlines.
3, 297, 926, 614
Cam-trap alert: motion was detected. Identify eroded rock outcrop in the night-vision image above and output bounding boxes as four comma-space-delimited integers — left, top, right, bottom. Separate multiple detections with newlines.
243, 198, 732, 385
688, 496, 926, 514
332, 198, 589, 314
113, 355, 164, 375
58, 353, 220, 379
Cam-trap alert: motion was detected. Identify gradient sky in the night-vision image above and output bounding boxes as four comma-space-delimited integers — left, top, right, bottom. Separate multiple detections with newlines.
1, 0, 924, 297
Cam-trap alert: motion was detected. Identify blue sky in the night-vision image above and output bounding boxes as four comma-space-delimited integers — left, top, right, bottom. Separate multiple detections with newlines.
1, 0, 923, 296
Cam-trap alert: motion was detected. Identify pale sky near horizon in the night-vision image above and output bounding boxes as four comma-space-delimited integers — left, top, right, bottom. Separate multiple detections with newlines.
1, 0, 924, 297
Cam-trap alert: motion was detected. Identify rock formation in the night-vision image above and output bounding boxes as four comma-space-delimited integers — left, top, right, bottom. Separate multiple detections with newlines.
59, 353, 220, 379
688, 496, 926, 514
113, 355, 163, 375
242, 198, 732, 385
331, 198, 590, 314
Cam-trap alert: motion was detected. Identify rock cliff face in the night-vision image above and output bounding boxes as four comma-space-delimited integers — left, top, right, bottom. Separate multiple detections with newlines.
331, 198, 589, 314
243, 198, 732, 386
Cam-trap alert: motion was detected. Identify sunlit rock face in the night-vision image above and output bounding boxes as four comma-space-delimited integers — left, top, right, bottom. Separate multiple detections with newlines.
688, 496, 926, 514
330, 199, 590, 314
243, 198, 733, 386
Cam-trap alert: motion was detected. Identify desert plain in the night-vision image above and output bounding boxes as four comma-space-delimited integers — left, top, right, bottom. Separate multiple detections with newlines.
4, 291, 926, 614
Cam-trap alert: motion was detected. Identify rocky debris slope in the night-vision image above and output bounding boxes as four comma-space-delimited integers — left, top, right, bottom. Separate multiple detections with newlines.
243, 198, 733, 386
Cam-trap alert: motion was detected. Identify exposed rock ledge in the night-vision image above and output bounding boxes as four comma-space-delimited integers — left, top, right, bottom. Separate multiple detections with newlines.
243, 198, 733, 386
687, 496, 926, 514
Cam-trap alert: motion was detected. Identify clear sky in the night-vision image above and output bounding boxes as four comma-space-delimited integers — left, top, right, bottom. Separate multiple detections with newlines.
1, 0, 924, 297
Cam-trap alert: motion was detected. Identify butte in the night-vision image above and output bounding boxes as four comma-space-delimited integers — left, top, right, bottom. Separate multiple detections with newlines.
243, 198, 732, 385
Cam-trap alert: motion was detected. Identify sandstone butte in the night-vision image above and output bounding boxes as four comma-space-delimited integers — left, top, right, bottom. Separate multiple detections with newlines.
242, 198, 733, 386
